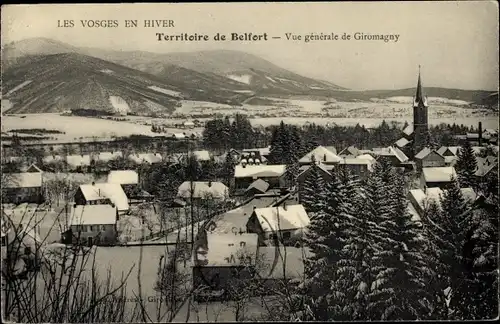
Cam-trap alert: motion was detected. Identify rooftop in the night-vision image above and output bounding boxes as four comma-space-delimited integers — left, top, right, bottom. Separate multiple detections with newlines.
252, 204, 310, 232
69, 204, 117, 226
79, 183, 129, 211
299, 146, 341, 164
177, 181, 228, 199
4, 172, 43, 188
107, 170, 139, 185
422, 167, 457, 183
234, 164, 286, 178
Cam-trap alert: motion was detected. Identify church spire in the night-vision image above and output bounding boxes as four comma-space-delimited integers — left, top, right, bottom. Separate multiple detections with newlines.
414, 65, 428, 108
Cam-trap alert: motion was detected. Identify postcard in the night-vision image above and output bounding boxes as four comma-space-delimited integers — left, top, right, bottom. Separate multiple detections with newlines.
1, 2, 498, 323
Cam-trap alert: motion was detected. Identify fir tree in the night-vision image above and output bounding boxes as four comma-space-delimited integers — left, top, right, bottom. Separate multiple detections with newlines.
369, 171, 434, 320
423, 178, 480, 320
301, 157, 327, 214
455, 140, 478, 189
304, 168, 357, 321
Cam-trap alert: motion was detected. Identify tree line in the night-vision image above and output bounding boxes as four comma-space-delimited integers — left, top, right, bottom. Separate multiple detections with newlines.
296, 155, 498, 320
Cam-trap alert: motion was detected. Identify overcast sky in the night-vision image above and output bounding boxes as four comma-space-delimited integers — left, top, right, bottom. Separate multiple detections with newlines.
2, 2, 498, 91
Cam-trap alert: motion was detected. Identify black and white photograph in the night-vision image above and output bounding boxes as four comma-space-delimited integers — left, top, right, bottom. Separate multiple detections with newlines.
1, 2, 498, 322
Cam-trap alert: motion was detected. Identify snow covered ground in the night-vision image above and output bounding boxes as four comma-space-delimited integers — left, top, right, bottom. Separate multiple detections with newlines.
148, 85, 182, 98
109, 96, 131, 115
227, 74, 252, 84
5, 80, 32, 96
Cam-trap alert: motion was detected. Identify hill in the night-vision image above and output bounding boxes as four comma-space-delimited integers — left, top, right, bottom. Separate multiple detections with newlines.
1, 53, 186, 114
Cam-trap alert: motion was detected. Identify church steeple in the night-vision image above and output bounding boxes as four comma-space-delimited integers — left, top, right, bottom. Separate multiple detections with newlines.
413, 65, 428, 108
412, 65, 430, 157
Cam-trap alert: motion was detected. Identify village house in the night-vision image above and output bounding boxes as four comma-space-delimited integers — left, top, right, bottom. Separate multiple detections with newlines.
414, 147, 446, 169
177, 181, 229, 203
246, 204, 310, 247
372, 146, 410, 168
3, 170, 44, 204
240, 151, 265, 166
242, 146, 271, 161
74, 182, 130, 215
183, 121, 195, 129
193, 232, 259, 300
64, 204, 118, 246
298, 145, 341, 166
107, 170, 139, 194
234, 164, 287, 190
436, 146, 460, 166
420, 166, 457, 189
245, 179, 270, 197
338, 145, 360, 158
66, 154, 93, 172
408, 187, 478, 219
475, 156, 498, 179
128, 152, 163, 165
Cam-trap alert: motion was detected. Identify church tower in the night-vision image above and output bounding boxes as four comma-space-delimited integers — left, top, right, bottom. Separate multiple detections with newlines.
413, 66, 429, 155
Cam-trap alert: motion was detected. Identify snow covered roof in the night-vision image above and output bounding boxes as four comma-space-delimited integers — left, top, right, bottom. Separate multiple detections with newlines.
128, 153, 162, 164
173, 133, 186, 139
66, 154, 92, 167
43, 155, 65, 164
437, 146, 460, 157
4, 172, 42, 188
372, 146, 409, 162
475, 157, 498, 177
422, 167, 457, 183
193, 150, 211, 161
69, 205, 117, 226
415, 147, 432, 160
324, 146, 338, 155
234, 164, 286, 178
198, 233, 259, 267
107, 170, 139, 185
252, 204, 310, 232
177, 181, 228, 199
96, 151, 123, 162
409, 187, 477, 213
299, 146, 341, 164
444, 156, 458, 165
403, 124, 414, 136
339, 146, 360, 157
79, 183, 129, 211
246, 179, 270, 194
257, 246, 312, 279
395, 137, 411, 148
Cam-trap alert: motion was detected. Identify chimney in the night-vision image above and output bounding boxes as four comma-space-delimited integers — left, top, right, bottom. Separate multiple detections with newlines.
324, 154, 327, 162
478, 122, 482, 146
424, 185, 427, 194
92, 181, 95, 186
283, 202, 287, 211
208, 181, 212, 187
253, 206, 256, 211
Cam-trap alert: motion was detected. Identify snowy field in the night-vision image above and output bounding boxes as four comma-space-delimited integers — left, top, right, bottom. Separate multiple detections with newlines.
1, 97, 497, 142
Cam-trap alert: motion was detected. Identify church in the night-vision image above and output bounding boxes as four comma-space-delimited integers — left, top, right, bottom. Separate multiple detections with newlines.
395, 67, 430, 157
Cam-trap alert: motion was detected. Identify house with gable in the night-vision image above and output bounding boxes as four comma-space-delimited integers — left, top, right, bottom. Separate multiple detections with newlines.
234, 164, 286, 190
192, 232, 259, 300
414, 147, 446, 169
3, 168, 44, 204
74, 182, 130, 215
64, 204, 118, 246
298, 146, 341, 166
246, 204, 310, 246
420, 166, 457, 189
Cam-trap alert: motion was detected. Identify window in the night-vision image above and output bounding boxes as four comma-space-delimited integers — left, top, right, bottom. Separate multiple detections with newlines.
283, 232, 291, 240
101, 225, 106, 231
89, 226, 94, 232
